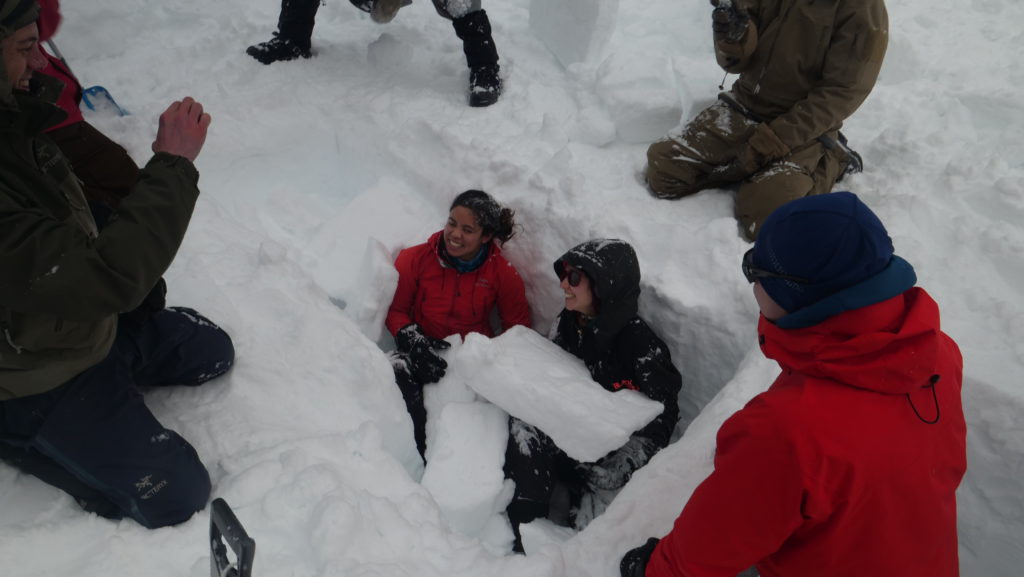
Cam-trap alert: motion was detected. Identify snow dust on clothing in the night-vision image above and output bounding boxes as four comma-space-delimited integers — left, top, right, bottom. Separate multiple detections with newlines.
550, 239, 681, 447
646, 0, 889, 239
505, 239, 682, 534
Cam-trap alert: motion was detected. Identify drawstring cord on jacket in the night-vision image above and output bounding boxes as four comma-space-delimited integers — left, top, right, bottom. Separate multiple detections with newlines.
3, 327, 23, 354
1, 308, 23, 354
906, 374, 941, 425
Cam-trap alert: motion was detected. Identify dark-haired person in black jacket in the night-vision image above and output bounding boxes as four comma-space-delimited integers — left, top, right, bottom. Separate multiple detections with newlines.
503, 239, 682, 553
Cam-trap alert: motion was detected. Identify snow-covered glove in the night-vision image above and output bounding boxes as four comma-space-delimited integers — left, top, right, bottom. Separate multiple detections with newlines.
580, 436, 658, 491
620, 537, 659, 577
718, 122, 790, 181
391, 347, 448, 385
395, 323, 450, 354
711, 0, 750, 43
395, 323, 450, 384
409, 348, 447, 384
389, 350, 415, 379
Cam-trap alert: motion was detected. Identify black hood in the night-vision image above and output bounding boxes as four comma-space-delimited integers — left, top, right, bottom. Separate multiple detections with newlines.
554, 239, 640, 350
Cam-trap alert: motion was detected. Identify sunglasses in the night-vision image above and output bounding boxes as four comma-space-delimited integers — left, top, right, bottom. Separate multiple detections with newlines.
742, 249, 810, 284
561, 265, 585, 287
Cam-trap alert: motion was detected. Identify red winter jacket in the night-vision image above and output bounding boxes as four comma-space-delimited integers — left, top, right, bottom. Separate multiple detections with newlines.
36, 0, 85, 132
385, 231, 531, 340
647, 287, 966, 577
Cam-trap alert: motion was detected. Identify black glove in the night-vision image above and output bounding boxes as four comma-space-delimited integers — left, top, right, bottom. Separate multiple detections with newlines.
714, 121, 791, 182
579, 436, 658, 491
408, 347, 448, 384
713, 142, 762, 183
711, 0, 750, 43
621, 537, 660, 577
395, 323, 450, 384
395, 323, 450, 354
119, 277, 167, 328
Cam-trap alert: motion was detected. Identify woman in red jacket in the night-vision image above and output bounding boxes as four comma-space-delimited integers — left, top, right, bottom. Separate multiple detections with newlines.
386, 189, 531, 458
622, 191, 966, 577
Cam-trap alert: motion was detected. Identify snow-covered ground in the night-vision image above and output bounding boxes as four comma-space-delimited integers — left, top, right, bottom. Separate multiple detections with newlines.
2, 0, 1022, 575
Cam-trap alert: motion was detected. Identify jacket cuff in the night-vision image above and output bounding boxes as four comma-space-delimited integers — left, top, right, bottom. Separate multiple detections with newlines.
147, 152, 200, 184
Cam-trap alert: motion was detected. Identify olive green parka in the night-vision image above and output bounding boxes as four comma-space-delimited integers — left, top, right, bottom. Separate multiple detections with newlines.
717, 0, 889, 150
0, 50, 200, 399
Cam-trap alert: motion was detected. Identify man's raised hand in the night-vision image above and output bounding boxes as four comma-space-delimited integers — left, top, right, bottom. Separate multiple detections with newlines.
151, 97, 212, 162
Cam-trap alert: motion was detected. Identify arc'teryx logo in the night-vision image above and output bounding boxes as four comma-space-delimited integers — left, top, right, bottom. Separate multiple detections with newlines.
135, 475, 169, 499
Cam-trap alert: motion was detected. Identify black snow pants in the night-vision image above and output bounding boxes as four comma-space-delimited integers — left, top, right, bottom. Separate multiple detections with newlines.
393, 363, 428, 459
0, 308, 234, 528
503, 417, 586, 548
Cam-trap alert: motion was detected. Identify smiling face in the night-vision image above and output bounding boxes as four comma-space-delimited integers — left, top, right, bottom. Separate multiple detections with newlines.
2, 22, 45, 92
560, 264, 597, 317
444, 205, 492, 261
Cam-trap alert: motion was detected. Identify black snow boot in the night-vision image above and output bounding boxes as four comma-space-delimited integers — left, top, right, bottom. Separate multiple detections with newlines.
247, 0, 319, 64
506, 498, 548, 554
246, 34, 312, 64
834, 131, 864, 182
452, 10, 502, 107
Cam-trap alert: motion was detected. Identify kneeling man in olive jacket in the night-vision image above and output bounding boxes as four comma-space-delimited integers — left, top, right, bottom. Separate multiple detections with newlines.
0, 0, 234, 528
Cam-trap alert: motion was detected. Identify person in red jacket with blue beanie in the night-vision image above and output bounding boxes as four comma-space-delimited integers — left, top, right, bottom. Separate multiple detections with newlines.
621, 191, 966, 577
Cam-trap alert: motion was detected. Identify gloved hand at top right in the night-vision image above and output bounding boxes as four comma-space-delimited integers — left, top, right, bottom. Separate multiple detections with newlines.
711, 0, 751, 43
394, 323, 451, 384
579, 435, 658, 492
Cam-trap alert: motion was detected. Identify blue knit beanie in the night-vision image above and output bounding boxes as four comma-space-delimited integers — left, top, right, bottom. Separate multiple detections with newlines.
753, 192, 895, 315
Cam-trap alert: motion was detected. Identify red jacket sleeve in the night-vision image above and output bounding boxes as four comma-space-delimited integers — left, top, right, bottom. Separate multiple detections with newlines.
646, 400, 806, 577
495, 259, 531, 331
385, 247, 419, 336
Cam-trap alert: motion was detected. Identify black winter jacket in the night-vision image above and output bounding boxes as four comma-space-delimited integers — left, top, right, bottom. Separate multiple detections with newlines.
552, 239, 681, 449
